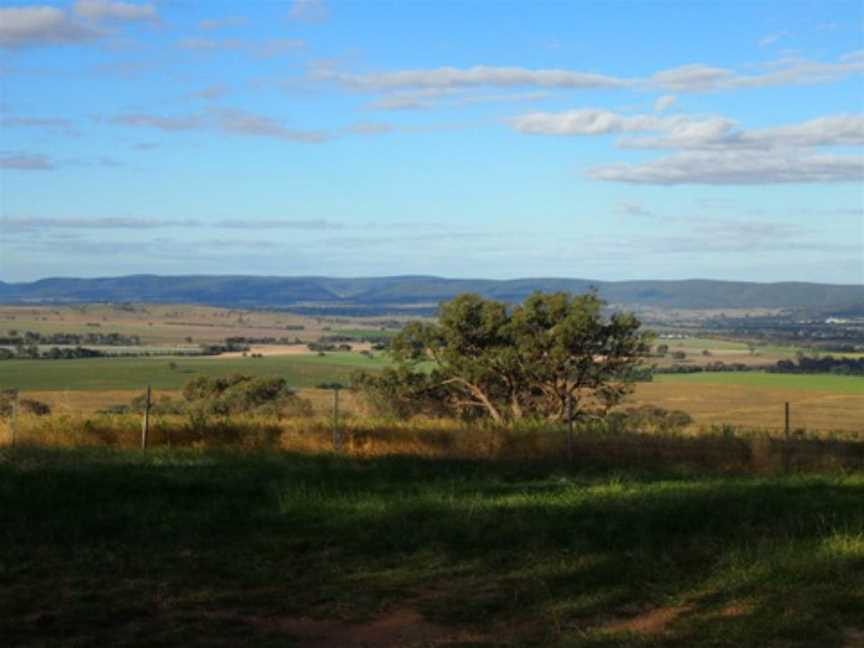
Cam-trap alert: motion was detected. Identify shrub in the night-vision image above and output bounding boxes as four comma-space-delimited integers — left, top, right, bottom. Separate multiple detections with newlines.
0, 390, 52, 417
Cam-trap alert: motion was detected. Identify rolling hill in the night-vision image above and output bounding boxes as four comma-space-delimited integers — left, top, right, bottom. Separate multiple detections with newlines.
1, 275, 862, 315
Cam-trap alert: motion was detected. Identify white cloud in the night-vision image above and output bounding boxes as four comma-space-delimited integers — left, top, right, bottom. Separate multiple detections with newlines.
0, 152, 55, 170
744, 115, 864, 148
649, 52, 864, 91
108, 108, 329, 142
621, 114, 864, 149
588, 151, 864, 184
368, 87, 549, 111
315, 51, 864, 98
654, 95, 676, 112
510, 108, 733, 138
314, 65, 627, 90
512, 109, 864, 151
2, 216, 341, 232
1, 115, 78, 134
0, 6, 100, 47
74, 0, 157, 22
109, 113, 205, 131
212, 108, 328, 142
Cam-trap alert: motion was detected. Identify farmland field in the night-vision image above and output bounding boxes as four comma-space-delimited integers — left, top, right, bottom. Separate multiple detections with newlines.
0, 304, 413, 346
1, 304, 861, 434
4, 359, 863, 433
0, 352, 392, 391
654, 371, 864, 393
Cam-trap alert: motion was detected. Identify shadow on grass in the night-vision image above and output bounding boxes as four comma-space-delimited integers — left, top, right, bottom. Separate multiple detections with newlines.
0, 447, 862, 647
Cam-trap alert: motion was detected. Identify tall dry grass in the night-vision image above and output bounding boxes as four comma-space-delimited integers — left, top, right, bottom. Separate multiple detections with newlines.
2, 411, 864, 473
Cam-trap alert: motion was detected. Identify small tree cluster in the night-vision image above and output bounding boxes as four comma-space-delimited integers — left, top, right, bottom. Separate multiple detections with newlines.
181, 374, 312, 417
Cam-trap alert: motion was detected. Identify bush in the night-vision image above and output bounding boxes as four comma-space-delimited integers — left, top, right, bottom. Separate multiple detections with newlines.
179, 374, 312, 418
600, 405, 693, 434
0, 390, 52, 417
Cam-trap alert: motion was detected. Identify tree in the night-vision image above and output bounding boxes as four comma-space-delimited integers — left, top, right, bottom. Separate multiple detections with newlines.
355, 291, 651, 424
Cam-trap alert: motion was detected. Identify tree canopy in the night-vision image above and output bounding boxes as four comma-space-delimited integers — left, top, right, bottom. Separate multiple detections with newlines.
353, 291, 652, 423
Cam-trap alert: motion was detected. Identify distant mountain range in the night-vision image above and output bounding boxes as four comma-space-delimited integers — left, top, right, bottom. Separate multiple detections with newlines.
0, 275, 862, 315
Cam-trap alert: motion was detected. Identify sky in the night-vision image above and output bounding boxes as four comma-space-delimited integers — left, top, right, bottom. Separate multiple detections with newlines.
1, 0, 863, 284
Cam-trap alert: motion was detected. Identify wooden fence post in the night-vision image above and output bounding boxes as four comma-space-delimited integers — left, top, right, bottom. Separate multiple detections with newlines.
10, 391, 18, 447
784, 401, 790, 474
333, 387, 341, 451
566, 393, 574, 463
141, 385, 152, 450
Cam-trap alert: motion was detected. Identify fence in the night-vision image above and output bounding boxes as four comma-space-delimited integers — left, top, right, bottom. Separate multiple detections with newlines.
1, 386, 863, 474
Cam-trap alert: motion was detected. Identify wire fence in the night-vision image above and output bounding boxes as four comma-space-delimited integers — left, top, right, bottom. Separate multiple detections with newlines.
1, 385, 863, 474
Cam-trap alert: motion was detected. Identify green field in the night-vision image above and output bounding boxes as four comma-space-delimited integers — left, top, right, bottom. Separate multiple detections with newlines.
0, 352, 394, 391
5, 352, 862, 396
334, 328, 398, 339
2, 447, 862, 647
655, 371, 864, 394
661, 336, 749, 351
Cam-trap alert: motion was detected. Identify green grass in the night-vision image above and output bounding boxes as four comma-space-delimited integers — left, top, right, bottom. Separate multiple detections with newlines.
1, 447, 862, 647
655, 371, 864, 394
0, 352, 394, 391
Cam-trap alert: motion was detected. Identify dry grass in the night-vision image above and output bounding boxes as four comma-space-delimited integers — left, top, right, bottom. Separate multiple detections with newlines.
22, 381, 864, 436
633, 382, 864, 433
3, 410, 863, 474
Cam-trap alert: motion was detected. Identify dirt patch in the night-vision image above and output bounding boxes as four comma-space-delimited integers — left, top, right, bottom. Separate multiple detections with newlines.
602, 604, 691, 635
845, 627, 864, 647
205, 606, 499, 647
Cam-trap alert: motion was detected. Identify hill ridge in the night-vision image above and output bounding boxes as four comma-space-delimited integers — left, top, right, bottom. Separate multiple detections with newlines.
0, 274, 861, 314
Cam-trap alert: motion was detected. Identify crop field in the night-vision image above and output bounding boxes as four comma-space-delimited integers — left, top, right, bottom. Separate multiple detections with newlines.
0, 352, 392, 392
0, 304, 412, 346
635, 381, 864, 434
655, 371, 864, 393
3, 352, 863, 433
1, 304, 861, 434
1, 447, 862, 647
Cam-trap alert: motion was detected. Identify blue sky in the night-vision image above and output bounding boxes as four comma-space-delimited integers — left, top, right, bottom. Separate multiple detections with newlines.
1, 0, 862, 284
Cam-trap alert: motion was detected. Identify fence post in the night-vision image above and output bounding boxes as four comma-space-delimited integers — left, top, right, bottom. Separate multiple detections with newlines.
141, 385, 151, 450
333, 386, 341, 452
783, 401, 790, 474
10, 391, 18, 447
566, 393, 574, 463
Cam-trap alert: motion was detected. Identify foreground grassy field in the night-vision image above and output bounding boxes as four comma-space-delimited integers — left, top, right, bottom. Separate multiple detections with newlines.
1, 447, 862, 647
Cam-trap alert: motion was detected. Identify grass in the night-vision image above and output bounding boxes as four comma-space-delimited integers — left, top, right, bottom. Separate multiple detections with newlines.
1, 446, 862, 647
655, 371, 864, 394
